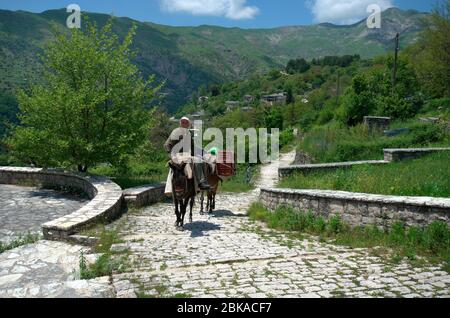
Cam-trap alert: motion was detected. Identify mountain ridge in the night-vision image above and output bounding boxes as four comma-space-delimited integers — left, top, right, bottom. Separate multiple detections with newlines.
0, 7, 429, 112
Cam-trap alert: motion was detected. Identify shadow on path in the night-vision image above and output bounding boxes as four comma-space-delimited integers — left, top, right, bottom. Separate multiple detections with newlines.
208, 209, 247, 218
183, 221, 221, 237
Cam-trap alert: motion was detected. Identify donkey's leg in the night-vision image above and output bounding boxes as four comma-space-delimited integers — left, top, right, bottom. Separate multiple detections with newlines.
180, 199, 188, 228
208, 193, 214, 213
173, 195, 180, 227
200, 192, 204, 215
212, 193, 216, 211
189, 197, 194, 223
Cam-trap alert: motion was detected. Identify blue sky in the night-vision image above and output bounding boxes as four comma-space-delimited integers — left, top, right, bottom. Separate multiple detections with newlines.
0, 0, 435, 28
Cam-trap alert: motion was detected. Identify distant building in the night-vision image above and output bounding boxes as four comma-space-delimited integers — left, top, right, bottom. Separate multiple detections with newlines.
226, 101, 240, 112
158, 92, 169, 98
261, 92, 287, 106
241, 107, 253, 112
243, 95, 254, 103
198, 96, 209, 103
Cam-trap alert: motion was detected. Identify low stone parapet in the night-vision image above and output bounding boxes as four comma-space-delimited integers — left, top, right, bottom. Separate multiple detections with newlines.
123, 183, 166, 208
279, 160, 389, 177
0, 167, 123, 241
260, 188, 450, 228
383, 148, 450, 162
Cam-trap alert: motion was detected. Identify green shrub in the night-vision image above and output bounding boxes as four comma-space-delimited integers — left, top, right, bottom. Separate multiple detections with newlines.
423, 221, 450, 253
327, 216, 342, 234
313, 216, 327, 233
389, 222, 406, 245
280, 129, 294, 149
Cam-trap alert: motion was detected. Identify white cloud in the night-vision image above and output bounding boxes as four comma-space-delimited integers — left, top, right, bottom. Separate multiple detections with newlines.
160, 0, 259, 20
308, 0, 394, 25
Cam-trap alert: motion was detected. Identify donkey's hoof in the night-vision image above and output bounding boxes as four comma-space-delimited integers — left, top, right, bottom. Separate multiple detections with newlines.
176, 226, 184, 231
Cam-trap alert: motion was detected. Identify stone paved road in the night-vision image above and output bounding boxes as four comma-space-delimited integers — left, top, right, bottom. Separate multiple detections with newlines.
0, 185, 112, 298
0, 241, 114, 298
109, 151, 450, 298
0, 184, 88, 244
1, 151, 449, 298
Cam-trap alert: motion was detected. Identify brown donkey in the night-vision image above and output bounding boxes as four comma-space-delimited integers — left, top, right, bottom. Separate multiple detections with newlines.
168, 161, 196, 229
200, 164, 220, 214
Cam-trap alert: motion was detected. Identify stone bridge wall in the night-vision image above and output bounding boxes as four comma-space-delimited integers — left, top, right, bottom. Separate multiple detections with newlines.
259, 188, 450, 228
0, 167, 123, 241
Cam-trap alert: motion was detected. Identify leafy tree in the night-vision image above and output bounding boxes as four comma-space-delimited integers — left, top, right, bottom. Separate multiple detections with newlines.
337, 56, 421, 125
8, 19, 161, 172
337, 74, 376, 126
268, 69, 281, 80
314, 55, 360, 67
264, 107, 284, 130
405, 0, 450, 98
0, 91, 18, 137
286, 58, 310, 74
209, 84, 221, 97
286, 86, 295, 104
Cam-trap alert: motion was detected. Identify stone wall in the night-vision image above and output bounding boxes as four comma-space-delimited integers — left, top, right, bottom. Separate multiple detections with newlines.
281, 148, 450, 177
363, 116, 391, 130
123, 183, 166, 208
383, 148, 450, 162
259, 188, 450, 228
279, 160, 388, 178
0, 167, 123, 241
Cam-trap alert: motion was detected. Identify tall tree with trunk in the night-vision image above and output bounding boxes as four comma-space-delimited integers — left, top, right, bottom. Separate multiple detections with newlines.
8, 19, 161, 172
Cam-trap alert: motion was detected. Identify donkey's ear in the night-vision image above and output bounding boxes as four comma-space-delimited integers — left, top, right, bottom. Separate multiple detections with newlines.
168, 161, 175, 170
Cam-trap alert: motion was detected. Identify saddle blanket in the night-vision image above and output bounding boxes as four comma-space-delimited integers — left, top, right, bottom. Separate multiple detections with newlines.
164, 153, 210, 196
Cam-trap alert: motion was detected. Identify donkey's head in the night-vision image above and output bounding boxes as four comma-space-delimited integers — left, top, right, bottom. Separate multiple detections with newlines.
168, 161, 188, 197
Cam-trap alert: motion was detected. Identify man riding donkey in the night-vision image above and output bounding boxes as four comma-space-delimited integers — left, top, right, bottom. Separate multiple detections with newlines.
163, 117, 212, 229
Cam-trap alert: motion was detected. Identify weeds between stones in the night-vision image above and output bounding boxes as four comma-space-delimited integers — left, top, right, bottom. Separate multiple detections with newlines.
0, 232, 40, 254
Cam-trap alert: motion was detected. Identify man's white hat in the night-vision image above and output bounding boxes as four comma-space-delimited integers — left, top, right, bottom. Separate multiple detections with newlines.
180, 116, 190, 122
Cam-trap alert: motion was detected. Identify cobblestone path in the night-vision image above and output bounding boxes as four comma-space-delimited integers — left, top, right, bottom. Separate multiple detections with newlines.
1, 151, 449, 298
109, 151, 449, 298
0, 241, 114, 297
0, 184, 88, 244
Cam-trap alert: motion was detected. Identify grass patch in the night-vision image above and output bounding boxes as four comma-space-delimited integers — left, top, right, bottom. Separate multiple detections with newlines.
0, 233, 40, 254
220, 164, 257, 193
279, 152, 450, 197
298, 121, 449, 163
247, 203, 450, 271
79, 230, 129, 279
